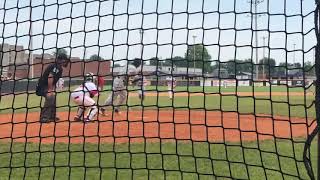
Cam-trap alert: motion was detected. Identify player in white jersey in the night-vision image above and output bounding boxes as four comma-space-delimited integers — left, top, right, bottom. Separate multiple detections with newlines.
100, 59, 142, 116
71, 73, 99, 123
166, 76, 176, 99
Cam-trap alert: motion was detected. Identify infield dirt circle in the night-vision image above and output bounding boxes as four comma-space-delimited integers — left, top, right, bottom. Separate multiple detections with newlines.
0, 110, 315, 144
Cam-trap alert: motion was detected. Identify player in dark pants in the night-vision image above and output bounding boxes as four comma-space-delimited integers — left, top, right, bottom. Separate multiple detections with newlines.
37, 55, 69, 123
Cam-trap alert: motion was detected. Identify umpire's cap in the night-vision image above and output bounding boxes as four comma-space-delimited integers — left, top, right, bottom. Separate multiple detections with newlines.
132, 58, 142, 68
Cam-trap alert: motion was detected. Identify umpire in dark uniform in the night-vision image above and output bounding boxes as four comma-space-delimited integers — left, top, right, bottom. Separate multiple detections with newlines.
37, 54, 70, 123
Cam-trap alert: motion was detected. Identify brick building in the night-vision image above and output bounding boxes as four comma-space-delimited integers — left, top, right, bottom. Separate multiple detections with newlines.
0, 43, 111, 80
34, 57, 110, 79
7, 56, 110, 80
0, 43, 29, 78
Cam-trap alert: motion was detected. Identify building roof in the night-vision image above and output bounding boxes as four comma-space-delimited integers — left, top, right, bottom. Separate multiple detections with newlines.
236, 72, 253, 76
111, 65, 203, 75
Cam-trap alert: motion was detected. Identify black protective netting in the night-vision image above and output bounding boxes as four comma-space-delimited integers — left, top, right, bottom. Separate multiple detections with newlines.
0, 0, 318, 179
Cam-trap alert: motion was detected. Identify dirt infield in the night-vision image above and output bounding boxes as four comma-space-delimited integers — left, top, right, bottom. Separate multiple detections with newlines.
0, 110, 315, 144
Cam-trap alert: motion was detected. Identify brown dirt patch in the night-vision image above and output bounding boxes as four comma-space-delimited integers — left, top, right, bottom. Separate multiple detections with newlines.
0, 110, 315, 144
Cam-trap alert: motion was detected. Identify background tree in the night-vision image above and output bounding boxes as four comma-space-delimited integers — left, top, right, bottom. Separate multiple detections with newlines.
304, 61, 315, 76
217, 59, 253, 75
149, 57, 159, 66
292, 62, 302, 68
163, 58, 175, 66
184, 44, 212, 73
277, 62, 287, 76
240, 59, 254, 73
89, 54, 104, 61
113, 63, 121, 67
132, 57, 146, 65
171, 56, 187, 67
276, 62, 305, 76
258, 57, 276, 76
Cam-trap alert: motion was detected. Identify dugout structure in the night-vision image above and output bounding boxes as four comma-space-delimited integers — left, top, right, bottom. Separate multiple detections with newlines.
0, 0, 319, 179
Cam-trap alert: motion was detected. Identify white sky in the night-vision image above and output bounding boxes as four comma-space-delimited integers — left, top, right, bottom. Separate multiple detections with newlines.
0, 0, 316, 65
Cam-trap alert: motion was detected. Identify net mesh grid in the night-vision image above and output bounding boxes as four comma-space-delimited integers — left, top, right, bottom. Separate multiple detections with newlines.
0, 0, 318, 179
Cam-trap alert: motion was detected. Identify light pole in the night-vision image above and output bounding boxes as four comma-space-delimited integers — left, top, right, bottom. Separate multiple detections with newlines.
29, 3, 34, 79
139, 29, 143, 58
262, 36, 267, 79
293, 43, 296, 66
192, 35, 197, 74
248, 0, 264, 80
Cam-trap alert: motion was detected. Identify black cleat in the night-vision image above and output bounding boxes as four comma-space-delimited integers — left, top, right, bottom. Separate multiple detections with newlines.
114, 108, 122, 115
99, 108, 108, 116
74, 116, 82, 122
40, 118, 55, 123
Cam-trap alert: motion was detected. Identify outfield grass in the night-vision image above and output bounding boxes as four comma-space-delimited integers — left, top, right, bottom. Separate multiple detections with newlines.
0, 86, 315, 118
0, 139, 316, 180
147, 85, 312, 93
94, 85, 312, 93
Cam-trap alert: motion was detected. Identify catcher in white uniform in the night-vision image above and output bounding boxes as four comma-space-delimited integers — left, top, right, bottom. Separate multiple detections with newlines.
71, 73, 99, 122
166, 76, 176, 99
100, 59, 142, 115
56, 78, 64, 92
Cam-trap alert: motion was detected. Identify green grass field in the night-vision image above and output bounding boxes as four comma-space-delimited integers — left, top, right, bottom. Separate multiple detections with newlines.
0, 86, 315, 118
145, 85, 312, 93
0, 139, 317, 180
88, 85, 312, 93
0, 86, 316, 179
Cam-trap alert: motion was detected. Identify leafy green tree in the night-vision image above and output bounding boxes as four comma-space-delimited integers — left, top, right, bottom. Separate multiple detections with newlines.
113, 63, 121, 67
184, 44, 212, 73
304, 61, 314, 75
149, 57, 159, 66
89, 54, 104, 61
258, 57, 276, 76
218, 59, 253, 75
171, 56, 187, 67
277, 62, 287, 75
293, 62, 302, 68
241, 59, 254, 73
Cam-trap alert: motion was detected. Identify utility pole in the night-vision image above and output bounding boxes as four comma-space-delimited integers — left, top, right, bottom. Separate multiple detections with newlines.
248, 0, 264, 80
262, 36, 267, 79
139, 29, 144, 58
314, 48, 316, 63
293, 43, 296, 66
192, 35, 197, 74
29, 3, 34, 79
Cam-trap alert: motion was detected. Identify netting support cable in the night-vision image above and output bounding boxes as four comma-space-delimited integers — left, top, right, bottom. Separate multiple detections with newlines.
303, 126, 317, 180
313, 1, 320, 180
303, 1, 320, 179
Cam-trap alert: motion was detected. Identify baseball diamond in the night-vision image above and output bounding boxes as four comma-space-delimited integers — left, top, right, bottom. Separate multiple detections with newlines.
0, 0, 319, 180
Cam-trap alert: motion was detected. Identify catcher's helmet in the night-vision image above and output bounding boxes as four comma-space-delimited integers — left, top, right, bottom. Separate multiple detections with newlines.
84, 72, 95, 82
